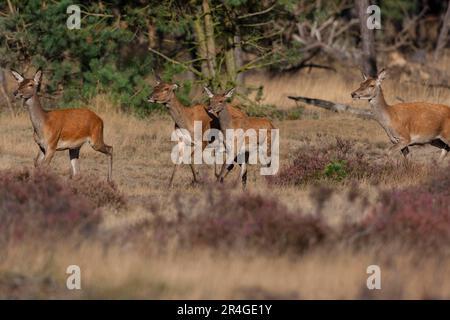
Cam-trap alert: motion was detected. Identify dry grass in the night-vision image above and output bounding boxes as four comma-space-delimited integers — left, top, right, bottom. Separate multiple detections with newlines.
0, 65, 450, 299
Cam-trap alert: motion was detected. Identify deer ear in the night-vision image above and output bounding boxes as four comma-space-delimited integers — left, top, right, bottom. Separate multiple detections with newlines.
155, 74, 162, 85
361, 70, 368, 81
34, 69, 43, 85
224, 88, 235, 99
204, 87, 214, 98
10, 70, 24, 83
376, 69, 387, 85
172, 83, 179, 90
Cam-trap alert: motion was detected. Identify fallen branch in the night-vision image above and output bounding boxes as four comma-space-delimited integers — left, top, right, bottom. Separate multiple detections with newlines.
288, 95, 372, 119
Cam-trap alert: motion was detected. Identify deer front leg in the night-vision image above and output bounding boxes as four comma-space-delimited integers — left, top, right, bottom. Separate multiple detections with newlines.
387, 141, 410, 159
34, 146, 45, 167
69, 148, 81, 178
42, 143, 57, 168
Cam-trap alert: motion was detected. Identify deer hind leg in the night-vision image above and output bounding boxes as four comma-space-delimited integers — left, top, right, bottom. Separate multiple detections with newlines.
237, 152, 249, 189
217, 162, 235, 183
169, 141, 186, 188
90, 125, 113, 182
92, 143, 113, 182
433, 138, 450, 161
69, 148, 81, 178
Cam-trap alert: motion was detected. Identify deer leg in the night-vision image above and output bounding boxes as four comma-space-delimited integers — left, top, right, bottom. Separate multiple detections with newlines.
169, 141, 185, 188
34, 146, 45, 167
239, 162, 248, 189
69, 148, 81, 178
169, 164, 178, 188
401, 146, 410, 158
434, 138, 450, 161
221, 164, 235, 182
190, 163, 199, 183
387, 141, 410, 159
91, 143, 113, 183
42, 146, 56, 168
237, 152, 249, 188
189, 146, 200, 184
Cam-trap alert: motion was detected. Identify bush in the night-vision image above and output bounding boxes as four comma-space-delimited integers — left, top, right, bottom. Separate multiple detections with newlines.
70, 176, 126, 210
344, 167, 450, 249
268, 138, 394, 186
151, 185, 330, 254
0, 169, 100, 243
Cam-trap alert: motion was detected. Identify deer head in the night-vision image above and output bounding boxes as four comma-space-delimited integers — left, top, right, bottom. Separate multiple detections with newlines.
204, 87, 235, 117
147, 75, 178, 104
11, 69, 42, 101
351, 69, 387, 101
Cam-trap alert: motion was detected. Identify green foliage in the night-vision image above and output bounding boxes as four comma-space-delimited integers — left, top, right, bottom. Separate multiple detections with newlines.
0, 1, 155, 110
323, 160, 347, 181
380, 0, 419, 22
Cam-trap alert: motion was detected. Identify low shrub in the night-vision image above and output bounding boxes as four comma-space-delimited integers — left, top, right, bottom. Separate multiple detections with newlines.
268, 138, 394, 186
0, 169, 100, 243
151, 185, 330, 254
70, 176, 126, 209
344, 167, 450, 249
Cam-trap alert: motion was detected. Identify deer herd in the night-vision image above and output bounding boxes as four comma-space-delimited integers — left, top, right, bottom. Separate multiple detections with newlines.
7, 68, 450, 188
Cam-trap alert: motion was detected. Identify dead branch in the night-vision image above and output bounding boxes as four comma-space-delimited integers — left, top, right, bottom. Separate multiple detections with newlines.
288, 95, 372, 119
434, 1, 450, 61
292, 17, 360, 66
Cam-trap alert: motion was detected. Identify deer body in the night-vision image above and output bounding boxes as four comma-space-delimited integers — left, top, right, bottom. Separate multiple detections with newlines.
148, 78, 245, 187
205, 87, 275, 188
351, 69, 450, 159
11, 70, 113, 181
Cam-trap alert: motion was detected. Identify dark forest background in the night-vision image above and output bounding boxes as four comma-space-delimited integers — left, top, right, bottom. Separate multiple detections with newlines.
1, 0, 450, 112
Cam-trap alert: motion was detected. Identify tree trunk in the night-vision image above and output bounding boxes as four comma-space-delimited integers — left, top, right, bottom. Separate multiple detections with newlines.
0, 69, 14, 115
434, 0, 450, 61
193, 14, 210, 79
202, 0, 216, 81
234, 35, 244, 86
147, 19, 156, 49
224, 36, 236, 86
356, 0, 377, 77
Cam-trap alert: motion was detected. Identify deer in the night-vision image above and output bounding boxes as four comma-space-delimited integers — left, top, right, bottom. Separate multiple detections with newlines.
147, 76, 246, 187
11, 69, 113, 182
204, 87, 275, 188
351, 69, 450, 160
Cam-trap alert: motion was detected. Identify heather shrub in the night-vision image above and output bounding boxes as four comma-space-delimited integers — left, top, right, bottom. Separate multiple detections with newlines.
70, 176, 126, 209
345, 184, 450, 249
151, 185, 330, 254
268, 138, 394, 186
0, 169, 99, 243
423, 165, 450, 196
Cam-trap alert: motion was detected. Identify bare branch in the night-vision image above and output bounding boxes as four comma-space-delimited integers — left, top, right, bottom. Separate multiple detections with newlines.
148, 47, 204, 78
237, 4, 276, 20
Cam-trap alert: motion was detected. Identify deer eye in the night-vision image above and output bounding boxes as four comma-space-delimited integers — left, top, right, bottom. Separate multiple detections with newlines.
28, 83, 33, 87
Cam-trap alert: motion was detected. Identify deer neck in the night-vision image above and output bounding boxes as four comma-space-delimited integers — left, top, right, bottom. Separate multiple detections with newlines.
25, 94, 47, 138
165, 94, 191, 131
369, 87, 391, 123
368, 87, 399, 143
217, 104, 233, 132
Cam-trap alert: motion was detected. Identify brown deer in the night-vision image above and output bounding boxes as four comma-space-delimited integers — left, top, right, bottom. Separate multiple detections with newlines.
147, 76, 245, 187
11, 69, 113, 182
351, 69, 450, 160
204, 87, 275, 188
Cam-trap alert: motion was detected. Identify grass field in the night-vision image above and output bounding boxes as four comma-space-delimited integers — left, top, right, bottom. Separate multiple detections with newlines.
0, 66, 449, 299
